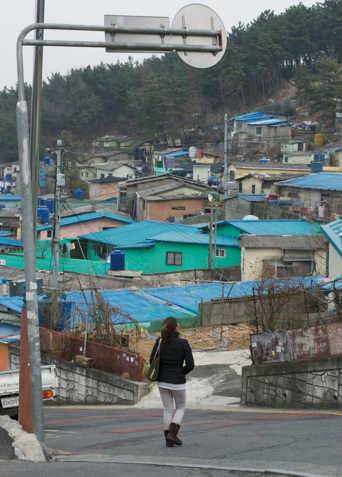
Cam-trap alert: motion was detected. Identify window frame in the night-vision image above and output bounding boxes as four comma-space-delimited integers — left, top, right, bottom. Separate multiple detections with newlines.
256, 126, 262, 135
215, 249, 226, 258
166, 251, 183, 266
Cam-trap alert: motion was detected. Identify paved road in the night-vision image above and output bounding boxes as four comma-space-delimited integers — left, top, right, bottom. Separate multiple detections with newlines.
41, 406, 342, 476
0, 427, 15, 460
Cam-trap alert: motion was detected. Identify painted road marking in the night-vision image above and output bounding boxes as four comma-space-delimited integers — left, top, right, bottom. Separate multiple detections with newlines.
45, 410, 163, 426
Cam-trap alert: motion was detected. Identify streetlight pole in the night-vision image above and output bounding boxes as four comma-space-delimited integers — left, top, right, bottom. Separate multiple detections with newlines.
224, 113, 228, 200
52, 141, 62, 289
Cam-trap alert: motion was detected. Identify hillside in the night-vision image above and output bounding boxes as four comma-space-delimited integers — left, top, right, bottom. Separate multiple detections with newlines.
1, 0, 342, 161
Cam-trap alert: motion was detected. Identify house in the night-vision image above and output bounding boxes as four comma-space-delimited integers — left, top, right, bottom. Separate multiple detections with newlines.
0, 237, 23, 253
192, 163, 223, 183
229, 112, 292, 154
0, 322, 20, 370
235, 173, 308, 195
78, 220, 240, 273
239, 234, 327, 281
281, 140, 306, 153
227, 161, 311, 181
37, 211, 134, 247
89, 177, 122, 200
86, 150, 133, 164
0, 162, 20, 179
0, 207, 21, 238
274, 172, 342, 212
91, 135, 141, 150
117, 173, 210, 217
282, 151, 313, 165
321, 217, 342, 278
134, 181, 208, 222
224, 194, 274, 220
0, 195, 21, 208
79, 163, 139, 182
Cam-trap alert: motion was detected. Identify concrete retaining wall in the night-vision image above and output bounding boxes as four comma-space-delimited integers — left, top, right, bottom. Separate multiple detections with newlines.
8, 345, 148, 406
241, 356, 342, 409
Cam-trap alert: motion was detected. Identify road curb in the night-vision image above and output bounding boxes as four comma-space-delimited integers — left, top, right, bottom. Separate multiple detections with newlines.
54, 455, 330, 477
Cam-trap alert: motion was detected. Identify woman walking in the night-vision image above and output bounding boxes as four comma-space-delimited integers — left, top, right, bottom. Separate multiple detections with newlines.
149, 317, 194, 447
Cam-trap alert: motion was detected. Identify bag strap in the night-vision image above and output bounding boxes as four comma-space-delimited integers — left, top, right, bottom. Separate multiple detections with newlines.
156, 338, 162, 358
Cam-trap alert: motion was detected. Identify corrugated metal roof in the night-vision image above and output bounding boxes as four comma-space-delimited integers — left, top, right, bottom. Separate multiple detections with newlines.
247, 119, 289, 126
149, 232, 239, 247
162, 151, 189, 158
0, 323, 20, 344
321, 217, 342, 257
78, 220, 201, 247
226, 220, 321, 236
239, 234, 326, 250
274, 173, 342, 191
0, 195, 21, 201
38, 211, 134, 231
227, 194, 267, 203
0, 238, 23, 247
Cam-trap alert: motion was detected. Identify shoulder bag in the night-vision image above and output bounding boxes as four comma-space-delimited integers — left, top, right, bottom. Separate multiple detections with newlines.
146, 338, 161, 382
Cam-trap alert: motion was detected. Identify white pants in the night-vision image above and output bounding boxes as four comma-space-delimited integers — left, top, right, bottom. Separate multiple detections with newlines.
158, 387, 186, 430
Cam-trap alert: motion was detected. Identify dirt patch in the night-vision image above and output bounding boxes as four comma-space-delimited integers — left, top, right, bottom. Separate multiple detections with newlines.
136, 324, 253, 360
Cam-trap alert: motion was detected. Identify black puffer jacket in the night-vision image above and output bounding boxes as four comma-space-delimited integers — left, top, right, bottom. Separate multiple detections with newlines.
149, 332, 194, 384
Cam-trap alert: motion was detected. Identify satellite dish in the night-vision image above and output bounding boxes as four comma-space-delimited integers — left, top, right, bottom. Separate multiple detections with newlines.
171, 4, 227, 69
243, 215, 259, 221
208, 194, 213, 202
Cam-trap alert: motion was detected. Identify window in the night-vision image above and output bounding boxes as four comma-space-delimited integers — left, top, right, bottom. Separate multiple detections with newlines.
93, 173, 96, 179
229, 171, 235, 181
85, 172, 88, 178
108, 173, 112, 176
204, 208, 211, 214
119, 188, 127, 205
97, 190, 101, 197
321, 193, 331, 201
252, 185, 256, 194
14, 167, 17, 172
288, 192, 298, 198
47, 229, 52, 239
166, 252, 182, 266
172, 206, 185, 211
215, 249, 226, 258
256, 127, 262, 135
101, 173, 105, 179
81, 172, 84, 177
92, 188, 96, 196
284, 156, 288, 163
298, 142, 303, 151
239, 182, 242, 193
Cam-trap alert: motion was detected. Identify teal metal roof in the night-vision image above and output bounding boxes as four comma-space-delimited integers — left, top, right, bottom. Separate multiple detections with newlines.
150, 232, 239, 247
226, 220, 321, 236
274, 173, 342, 191
38, 211, 134, 231
321, 217, 342, 257
78, 220, 201, 247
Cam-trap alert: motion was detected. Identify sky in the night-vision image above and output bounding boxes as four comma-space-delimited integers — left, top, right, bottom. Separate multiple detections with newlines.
1, 0, 318, 90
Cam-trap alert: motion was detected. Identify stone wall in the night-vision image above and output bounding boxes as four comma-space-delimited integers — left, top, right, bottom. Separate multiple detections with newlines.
241, 356, 342, 409
8, 345, 148, 406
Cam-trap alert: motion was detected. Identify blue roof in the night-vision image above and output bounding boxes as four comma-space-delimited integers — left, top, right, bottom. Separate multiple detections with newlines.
0, 296, 25, 313
162, 151, 189, 158
0, 238, 23, 247
227, 194, 267, 203
0, 232, 11, 237
78, 220, 201, 248
247, 119, 289, 126
226, 220, 321, 236
38, 211, 134, 231
0, 195, 20, 201
0, 323, 20, 344
321, 217, 342, 257
274, 173, 342, 191
149, 232, 239, 247
231, 112, 290, 123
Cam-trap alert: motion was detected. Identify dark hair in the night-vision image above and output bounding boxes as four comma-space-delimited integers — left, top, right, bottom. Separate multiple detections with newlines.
161, 317, 178, 342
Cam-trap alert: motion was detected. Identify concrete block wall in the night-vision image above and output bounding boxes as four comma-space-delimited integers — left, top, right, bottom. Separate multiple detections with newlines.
241, 356, 342, 409
8, 345, 148, 406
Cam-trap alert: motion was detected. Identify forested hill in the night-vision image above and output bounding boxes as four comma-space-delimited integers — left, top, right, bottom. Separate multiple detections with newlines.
1, 0, 342, 161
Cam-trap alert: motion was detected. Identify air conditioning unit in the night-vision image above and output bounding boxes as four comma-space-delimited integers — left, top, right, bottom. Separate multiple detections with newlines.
127, 174, 135, 180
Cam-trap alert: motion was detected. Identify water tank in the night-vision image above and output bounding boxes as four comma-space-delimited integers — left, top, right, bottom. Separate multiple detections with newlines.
313, 152, 324, 163
6, 186, 10, 192
268, 194, 279, 201
142, 166, 148, 173
46, 198, 55, 213
44, 156, 50, 165
139, 148, 145, 156
110, 251, 125, 271
189, 146, 197, 158
243, 215, 259, 220
37, 197, 45, 206
75, 189, 83, 199
5, 174, 11, 182
311, 162, 323, 173
0, 205, 5, 210
132, 146, 139, 157
37, 207, 49, 225
314, 134, 324, 147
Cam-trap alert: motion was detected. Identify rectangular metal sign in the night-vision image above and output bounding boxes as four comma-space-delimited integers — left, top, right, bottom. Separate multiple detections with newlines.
104, 15, 171, 53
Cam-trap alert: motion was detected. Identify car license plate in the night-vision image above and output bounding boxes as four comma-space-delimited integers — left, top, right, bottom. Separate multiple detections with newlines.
1, 396, 19, 409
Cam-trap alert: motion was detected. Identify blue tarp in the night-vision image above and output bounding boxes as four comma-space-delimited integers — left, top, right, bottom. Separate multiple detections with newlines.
0, 323, 20, 343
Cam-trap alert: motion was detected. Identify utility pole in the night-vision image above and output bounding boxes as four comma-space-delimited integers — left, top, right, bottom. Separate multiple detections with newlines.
208, 203, 214, 269
213, 205, 218, 269
224, 113, 228, 200
52, 140, 63, 289
30, 0, 45, 245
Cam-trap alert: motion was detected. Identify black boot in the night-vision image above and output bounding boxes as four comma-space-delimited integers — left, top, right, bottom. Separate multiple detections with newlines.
164, 430, 173, 447
166, 422, 182, 446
